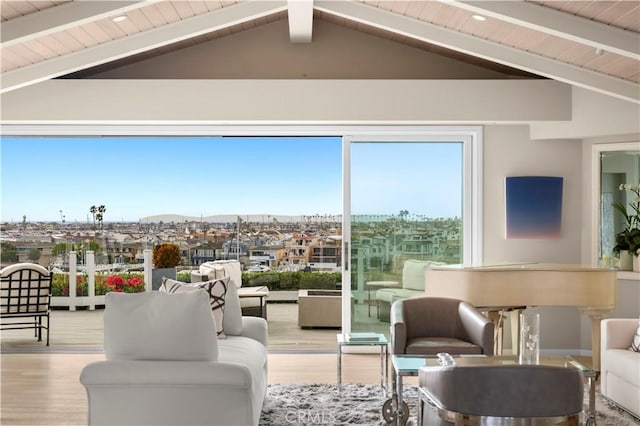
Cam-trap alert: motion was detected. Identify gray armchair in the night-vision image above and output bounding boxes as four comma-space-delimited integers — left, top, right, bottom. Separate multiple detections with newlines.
391, 296, 494, 355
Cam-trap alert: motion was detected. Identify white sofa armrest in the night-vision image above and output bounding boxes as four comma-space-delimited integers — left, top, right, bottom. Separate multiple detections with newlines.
241, 316, 268, 346
80, 359, 253, 387
602, 318, 638, 351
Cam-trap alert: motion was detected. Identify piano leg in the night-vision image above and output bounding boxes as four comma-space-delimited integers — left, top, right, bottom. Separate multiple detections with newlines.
582, 309, 607, 372
484, 308, 527, 356
510, 309, 522, 356
486, 311, 504, 355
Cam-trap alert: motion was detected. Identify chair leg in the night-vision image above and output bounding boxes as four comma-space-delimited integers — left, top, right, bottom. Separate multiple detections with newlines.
37, 317, 42, 342
46, 314, 50, 346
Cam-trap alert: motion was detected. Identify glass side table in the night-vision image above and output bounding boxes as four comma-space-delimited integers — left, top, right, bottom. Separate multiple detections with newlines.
336, 333, 389, 395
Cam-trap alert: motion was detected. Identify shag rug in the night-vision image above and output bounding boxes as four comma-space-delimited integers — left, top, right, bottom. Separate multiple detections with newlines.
260, 383, 640, 425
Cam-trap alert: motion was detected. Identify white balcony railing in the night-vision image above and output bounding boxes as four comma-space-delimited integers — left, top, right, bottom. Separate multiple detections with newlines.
51, 250, 152, 310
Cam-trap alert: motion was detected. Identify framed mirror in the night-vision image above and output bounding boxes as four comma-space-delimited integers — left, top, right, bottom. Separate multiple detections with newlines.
591, 142, 640, 270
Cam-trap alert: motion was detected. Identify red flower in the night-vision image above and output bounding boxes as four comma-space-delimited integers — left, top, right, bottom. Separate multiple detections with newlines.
127, 277, 144, 287
106, 275, 125, 291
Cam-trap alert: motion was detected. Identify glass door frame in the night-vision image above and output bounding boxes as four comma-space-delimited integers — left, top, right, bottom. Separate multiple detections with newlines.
341, 127, 484, 333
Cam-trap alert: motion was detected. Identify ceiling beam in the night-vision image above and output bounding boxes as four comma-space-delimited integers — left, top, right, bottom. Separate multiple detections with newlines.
445, 0, 640, 60
0, 1, 156, 48
315, 1, 639, 104
1, 1, 288, 94
288, 0, 314, 43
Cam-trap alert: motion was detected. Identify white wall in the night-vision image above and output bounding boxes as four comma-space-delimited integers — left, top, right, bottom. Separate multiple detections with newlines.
483, 125, 583, 264
530, 88, 640, 140
483, 125, 587, 351
86, 18, 519, 80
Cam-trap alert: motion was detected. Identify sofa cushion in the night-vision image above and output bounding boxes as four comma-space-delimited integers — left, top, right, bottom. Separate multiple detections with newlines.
161, 277, 229, 338
218, 335, 268, 403
629, 321, 640, 352
104, 291, 218, 361
223, 280, 243, 336
402, 260, 445, 291
201, 260, 243, 288
376, 288, 421, 304
603, 348, 640, 388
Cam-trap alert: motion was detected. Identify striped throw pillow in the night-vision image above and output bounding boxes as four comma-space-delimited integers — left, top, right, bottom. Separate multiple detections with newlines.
160, 276, 229, 338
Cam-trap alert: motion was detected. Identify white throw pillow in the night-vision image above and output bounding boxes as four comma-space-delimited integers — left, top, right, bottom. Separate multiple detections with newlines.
104, 291, 218, 361
629, 320, 640, 352
222, 280, 243, 336
160, 277, 229, 338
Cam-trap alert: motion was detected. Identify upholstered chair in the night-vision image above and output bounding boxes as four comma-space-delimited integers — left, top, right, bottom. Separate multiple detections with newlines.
391, 296, 494, 356
418, 364, 584, 425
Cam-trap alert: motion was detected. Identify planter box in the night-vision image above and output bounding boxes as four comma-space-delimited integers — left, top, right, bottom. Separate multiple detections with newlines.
152, 268, 176, 290
298, 289, 341, 329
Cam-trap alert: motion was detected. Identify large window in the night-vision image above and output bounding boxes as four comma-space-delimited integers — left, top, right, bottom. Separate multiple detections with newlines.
1, 126, 482, 342
342, 130, 482, 335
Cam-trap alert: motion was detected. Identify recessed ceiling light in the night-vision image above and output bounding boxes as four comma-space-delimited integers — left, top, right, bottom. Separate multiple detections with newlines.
112, 15, 127, 23
471, 14, 487, 22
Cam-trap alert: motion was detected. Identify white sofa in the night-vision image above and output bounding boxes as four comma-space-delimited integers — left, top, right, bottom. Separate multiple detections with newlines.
600, 318, 640, 418
375, 260, 444, 321
80, 289, 268, 426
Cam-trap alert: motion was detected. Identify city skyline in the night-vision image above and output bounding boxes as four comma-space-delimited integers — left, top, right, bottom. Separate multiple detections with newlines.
1, 136, 462, 223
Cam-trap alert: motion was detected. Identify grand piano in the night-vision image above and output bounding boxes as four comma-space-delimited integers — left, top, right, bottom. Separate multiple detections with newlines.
424, 263, 618, 371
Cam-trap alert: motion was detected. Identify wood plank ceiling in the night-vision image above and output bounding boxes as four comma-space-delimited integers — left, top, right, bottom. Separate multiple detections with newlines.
1, 1, 638, 103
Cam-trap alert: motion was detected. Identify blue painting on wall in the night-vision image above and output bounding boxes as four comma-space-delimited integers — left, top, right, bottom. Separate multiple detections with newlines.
505, 176, 563, 239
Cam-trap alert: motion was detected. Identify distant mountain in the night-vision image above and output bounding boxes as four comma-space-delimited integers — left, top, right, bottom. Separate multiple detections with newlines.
139, 214, 313, 223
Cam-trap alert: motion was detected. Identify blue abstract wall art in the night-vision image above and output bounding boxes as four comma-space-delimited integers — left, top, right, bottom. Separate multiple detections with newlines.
505, 176, 563, 239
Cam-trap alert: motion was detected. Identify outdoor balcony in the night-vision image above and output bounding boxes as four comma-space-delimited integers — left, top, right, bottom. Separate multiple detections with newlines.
0, 297, 389, 353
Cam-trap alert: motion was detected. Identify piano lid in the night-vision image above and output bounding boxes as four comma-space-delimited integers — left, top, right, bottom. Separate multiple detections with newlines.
424, 262, 617, 310
428, 262, 615, 272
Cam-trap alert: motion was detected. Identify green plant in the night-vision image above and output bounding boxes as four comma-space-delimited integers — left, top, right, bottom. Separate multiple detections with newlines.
613, 184, 640, 256
241, 271, 342, 291
0, 242, 18, 262
52, 273, 145, 296
614, 228, 640, 257
152, 243, 181, 268
177, 271, 191, 282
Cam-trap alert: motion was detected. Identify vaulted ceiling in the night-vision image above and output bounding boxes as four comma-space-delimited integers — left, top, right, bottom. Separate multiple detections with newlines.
1, 0, 639, 103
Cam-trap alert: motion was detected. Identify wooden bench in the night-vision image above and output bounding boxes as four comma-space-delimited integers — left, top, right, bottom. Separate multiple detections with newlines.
1, 263, 52, 346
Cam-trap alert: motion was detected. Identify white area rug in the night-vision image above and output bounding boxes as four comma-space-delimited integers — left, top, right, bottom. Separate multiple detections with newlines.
260, 383, 639, 425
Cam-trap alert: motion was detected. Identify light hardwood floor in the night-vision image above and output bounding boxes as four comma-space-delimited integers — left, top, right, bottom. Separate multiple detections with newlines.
1, 352, 395, 426
1, 305, 590, 426
1, 305, 398, 425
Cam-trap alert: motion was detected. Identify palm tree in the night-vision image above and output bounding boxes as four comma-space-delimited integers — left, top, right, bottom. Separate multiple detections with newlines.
89, 205, 97, 228
98, 205, 106, 229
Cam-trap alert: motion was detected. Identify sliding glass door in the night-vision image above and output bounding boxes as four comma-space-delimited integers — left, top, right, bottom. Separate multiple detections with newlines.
342, 131, 481, 335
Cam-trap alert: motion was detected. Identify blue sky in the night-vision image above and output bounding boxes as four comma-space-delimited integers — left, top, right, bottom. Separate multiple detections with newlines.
1, 136, 461, 222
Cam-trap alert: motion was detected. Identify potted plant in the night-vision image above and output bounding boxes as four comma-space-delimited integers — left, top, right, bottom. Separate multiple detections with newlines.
151, 243, 182, 290
612, 184, 640, 271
